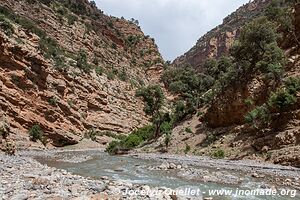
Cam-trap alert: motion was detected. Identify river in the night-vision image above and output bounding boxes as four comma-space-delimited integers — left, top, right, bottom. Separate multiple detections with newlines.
35, 150, 299, 200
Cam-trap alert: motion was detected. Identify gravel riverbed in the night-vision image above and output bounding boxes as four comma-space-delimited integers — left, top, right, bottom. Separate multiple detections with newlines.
129, 153, 300, 190
0, 152, 181, 200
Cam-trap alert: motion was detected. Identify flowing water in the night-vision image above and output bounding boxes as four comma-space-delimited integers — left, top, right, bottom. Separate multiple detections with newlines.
36, 151, 298, 200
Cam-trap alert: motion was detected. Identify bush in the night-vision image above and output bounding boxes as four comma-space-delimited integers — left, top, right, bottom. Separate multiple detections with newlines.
111, 43, 117, 49
106, 125, 154, 154
122, 134, 143, 149
0, 15, 14, 36
285, 77, 300, 95
0, 119, 9, 139
160, 121, 172, 135
106, 140, 120, 155
118, 68, 128, 81
28, 124, 44, 142
203, 134, 217, 147
11, 74, 21, 86
95, 66, 104, 75
84, 129, 97, 141
39, 37, 61, 58
212, 149, 225, 159
66, 14, 78, 25
268, 89, 297, 111
106, 70, 115, 80
164, 133, 171, 148
172, 100, 186, 123
48, 97, 58, 106
185, 127, 193, 134
184, 143, 191, 154
245, 105, 270, 128
76, 50, 91, 72
245, 77, 300, 128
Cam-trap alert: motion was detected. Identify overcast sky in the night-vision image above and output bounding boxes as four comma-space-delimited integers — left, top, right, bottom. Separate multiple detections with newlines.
95, 0, 250, 61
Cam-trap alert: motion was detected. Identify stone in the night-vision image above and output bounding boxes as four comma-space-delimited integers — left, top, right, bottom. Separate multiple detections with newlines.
169, 163, 177, 169
10, 194, 29, 200
252, 173, 259, 178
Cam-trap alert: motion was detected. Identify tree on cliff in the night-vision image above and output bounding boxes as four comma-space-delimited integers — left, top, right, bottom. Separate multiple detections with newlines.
230, 17, 285, 82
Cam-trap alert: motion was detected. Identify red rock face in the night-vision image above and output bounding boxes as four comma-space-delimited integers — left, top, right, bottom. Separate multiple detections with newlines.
173, 0, 271, 70
0, 0, 164, 148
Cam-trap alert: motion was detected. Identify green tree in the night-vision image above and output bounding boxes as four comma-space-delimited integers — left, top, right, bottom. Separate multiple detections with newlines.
136, 85, 164, 116
136, 85, 171, 138
230, 17, 284, 81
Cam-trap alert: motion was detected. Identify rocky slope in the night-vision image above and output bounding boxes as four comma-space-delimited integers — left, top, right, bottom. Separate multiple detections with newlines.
0, 0, 163, 149
173, 0, 272, 69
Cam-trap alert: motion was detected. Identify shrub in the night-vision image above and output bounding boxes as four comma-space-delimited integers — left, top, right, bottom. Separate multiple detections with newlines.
164, 134, 171, 148
11, 74, 21, 86
95, 66, 104, 75
0, 15, 14, 36
172, 100, 186, 123
245, 105, 270, 128
106, 125, 154, 154
131, 125, 155, 141
162, 67, 200, 95
53, 55, 67, 71
66, 14, 78, 25
122, 134, 143, 149
245, 76, 300, 127
160, 121, 172, 135
268, 77, 300, 111
84, 129, 97, 141
268, 89, 297, 111
118, 67, 128, 81
265, 0, 293, 32
285, 77, 300, 95
28, 124, 44, 142
212, 149, 225, 159
184, 143, 191, 154
111, 43, 117, 49
203, 133, 217, 147
106, 140, 120, 155
244, 98, 254, 106
0, 119, 9, 139
106, 70, 115, 80
185, 127, 193, 134
76, 50, 91, 72
48, 97, 58, 106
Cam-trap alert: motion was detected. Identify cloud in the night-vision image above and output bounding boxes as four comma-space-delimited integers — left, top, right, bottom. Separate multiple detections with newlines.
95, 0, 250, 61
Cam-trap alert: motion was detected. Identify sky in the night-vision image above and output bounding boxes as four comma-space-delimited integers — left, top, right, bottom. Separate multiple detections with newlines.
94, 0, 250, 61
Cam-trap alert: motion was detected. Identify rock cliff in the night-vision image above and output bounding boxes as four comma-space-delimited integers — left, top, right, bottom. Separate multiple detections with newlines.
173, 0, 271, 69
0, 0, 163, 148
